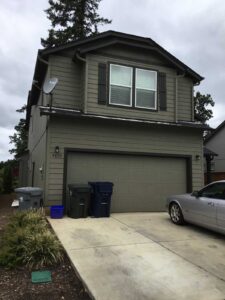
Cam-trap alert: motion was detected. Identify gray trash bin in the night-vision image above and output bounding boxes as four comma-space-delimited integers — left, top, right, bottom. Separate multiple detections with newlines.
15, 187, 43, 210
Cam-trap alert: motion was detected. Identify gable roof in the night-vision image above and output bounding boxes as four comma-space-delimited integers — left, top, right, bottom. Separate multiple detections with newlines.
40, 30, 203, 81
28, 30, 204, 108
204, 120, 225, 143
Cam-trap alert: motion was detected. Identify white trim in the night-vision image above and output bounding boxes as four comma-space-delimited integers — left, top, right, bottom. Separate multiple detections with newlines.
109, 64, 133, 107
135, 68, 157, 110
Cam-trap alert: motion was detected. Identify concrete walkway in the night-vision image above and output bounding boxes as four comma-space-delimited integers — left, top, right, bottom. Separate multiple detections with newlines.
48, 213, 225, 300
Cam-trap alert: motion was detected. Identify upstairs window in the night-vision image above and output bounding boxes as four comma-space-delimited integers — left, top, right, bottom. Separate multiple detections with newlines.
135, 69, 157, 109
109, 64, 157, 110
109, 64, 133, 107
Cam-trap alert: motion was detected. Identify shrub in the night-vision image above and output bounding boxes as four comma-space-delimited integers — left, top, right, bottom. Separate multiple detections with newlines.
2, 165, 13, 193
0, 210, 63, 269
22, 230, 63, 268
7, 210, 46, 232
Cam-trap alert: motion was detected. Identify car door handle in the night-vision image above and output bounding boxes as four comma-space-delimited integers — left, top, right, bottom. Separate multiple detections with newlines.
207, 202, 215, 206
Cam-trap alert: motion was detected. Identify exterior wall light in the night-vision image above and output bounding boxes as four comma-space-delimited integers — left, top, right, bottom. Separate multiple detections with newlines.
55, 146, 60, 154
195, 155, 200, 161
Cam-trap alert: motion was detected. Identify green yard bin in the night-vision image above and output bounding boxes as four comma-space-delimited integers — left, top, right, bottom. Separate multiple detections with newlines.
67, 184, 91, 219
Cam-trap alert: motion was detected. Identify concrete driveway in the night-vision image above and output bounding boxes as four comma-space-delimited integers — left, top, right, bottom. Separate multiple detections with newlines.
48, 213, 225, 300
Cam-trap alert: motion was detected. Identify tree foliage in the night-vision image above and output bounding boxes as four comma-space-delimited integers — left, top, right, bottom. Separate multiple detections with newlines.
2, 165, 13, 194
41, 0, 111, 48
194, 91, 215, 124
0, 160, 19, 194
9, 105, 28, 159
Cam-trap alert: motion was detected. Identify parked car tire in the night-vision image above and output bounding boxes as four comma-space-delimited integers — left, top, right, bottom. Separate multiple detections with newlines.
169, 202, 184, 225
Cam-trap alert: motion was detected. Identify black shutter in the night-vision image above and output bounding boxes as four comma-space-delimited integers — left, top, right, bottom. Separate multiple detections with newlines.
158, 72, 167, 111
98, 63, 107, 105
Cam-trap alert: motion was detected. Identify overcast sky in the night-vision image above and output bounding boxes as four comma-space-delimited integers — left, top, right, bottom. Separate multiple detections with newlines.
0, 0, 225, 161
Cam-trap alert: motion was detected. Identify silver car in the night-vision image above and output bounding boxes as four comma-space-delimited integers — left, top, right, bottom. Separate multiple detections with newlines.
167, 180, 225, 234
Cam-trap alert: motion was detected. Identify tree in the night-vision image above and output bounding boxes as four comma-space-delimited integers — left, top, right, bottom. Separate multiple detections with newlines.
9, 105, 28, 159
41, 0, 111, 48
194, 92, 215, 124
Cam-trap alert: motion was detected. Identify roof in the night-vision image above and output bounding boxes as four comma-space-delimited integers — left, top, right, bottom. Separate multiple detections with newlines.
203, 146, 218, 157
204, 120, 225, 143
39, 106, 210, 131
40, 30, 203, 81
29, 30, 204, 107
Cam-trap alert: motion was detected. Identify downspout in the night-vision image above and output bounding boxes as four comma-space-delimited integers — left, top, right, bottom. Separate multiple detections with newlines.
175, 72, 185, 122
76, 52, 88, 114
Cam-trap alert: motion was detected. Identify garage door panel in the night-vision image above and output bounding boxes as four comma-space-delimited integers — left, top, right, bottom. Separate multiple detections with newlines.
67, 152, 187, 212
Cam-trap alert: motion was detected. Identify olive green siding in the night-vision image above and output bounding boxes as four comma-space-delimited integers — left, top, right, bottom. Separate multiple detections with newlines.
177, 77, 193, 121
47, 46, 194, 122
96, 45, 170, 66
27, 98, 48, 193
49, 55, 83, 110
86, 53, 176, 122
44, 116, 203, 206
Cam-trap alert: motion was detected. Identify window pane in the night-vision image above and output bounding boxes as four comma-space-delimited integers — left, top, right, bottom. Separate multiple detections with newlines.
110, 65, 132, 86
201, 183, 225, 199
136, 69, 156, 90
110, 85, 131, 106
136, 89, 155, 108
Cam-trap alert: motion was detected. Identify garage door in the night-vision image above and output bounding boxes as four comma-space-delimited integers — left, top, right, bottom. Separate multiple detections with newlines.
66, 152, 187, 212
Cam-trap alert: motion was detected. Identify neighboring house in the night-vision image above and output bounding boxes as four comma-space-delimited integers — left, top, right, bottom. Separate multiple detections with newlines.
204, 121, 225, 182
25, 30, 207, 212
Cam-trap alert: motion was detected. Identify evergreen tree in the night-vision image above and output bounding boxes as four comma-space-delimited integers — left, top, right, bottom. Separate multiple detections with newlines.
194, 92, 215, 124
9, 105, 28, 159
41, 0, 111, 48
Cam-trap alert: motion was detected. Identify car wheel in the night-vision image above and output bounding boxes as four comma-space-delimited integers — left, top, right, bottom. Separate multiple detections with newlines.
169, 202, 184, 225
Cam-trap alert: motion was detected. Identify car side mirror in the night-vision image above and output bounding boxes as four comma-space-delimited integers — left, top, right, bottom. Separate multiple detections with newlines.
192, 191, 200, 197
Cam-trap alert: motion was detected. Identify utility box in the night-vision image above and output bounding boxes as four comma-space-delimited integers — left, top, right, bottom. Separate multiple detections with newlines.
14, 187, 43, 210
68, 184, 91, 219
88, 182, 113, 218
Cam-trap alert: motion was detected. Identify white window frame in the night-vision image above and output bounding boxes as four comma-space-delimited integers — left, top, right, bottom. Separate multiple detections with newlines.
135, 68, 157, 110
109, 64, 133, 107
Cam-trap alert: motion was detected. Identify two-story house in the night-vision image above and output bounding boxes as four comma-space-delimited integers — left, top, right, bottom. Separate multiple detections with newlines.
204, 120, 225, 182
25, 30, 207, 213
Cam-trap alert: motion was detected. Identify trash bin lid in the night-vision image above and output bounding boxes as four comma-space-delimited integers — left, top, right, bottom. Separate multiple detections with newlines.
93, 182, 114, 192
14, 187, 43, 196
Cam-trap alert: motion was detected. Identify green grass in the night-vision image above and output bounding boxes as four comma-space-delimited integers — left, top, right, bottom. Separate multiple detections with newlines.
0, 210, 63, 269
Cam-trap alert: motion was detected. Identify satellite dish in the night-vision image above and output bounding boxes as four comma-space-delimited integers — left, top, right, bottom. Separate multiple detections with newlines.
43, 77, 58, 94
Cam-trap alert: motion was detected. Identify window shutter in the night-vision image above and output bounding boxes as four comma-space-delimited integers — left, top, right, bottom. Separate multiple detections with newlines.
98, 63, 107, 105
158, 72, 167, 111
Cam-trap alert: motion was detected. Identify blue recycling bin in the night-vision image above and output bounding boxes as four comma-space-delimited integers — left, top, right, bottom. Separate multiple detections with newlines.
88, 182, 113, 218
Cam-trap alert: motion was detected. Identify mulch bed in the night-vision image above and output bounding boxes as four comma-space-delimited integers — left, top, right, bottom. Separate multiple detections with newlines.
0, 194, 91, 300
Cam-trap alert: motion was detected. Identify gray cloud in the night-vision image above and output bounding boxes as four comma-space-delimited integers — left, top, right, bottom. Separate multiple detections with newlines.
1, 0, 225, 161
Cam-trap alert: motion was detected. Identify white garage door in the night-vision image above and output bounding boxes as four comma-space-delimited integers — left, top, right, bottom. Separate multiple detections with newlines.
66, 152, 187, 212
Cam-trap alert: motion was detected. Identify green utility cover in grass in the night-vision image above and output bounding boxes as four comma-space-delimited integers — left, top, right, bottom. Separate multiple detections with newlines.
31, 271, 52, 283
